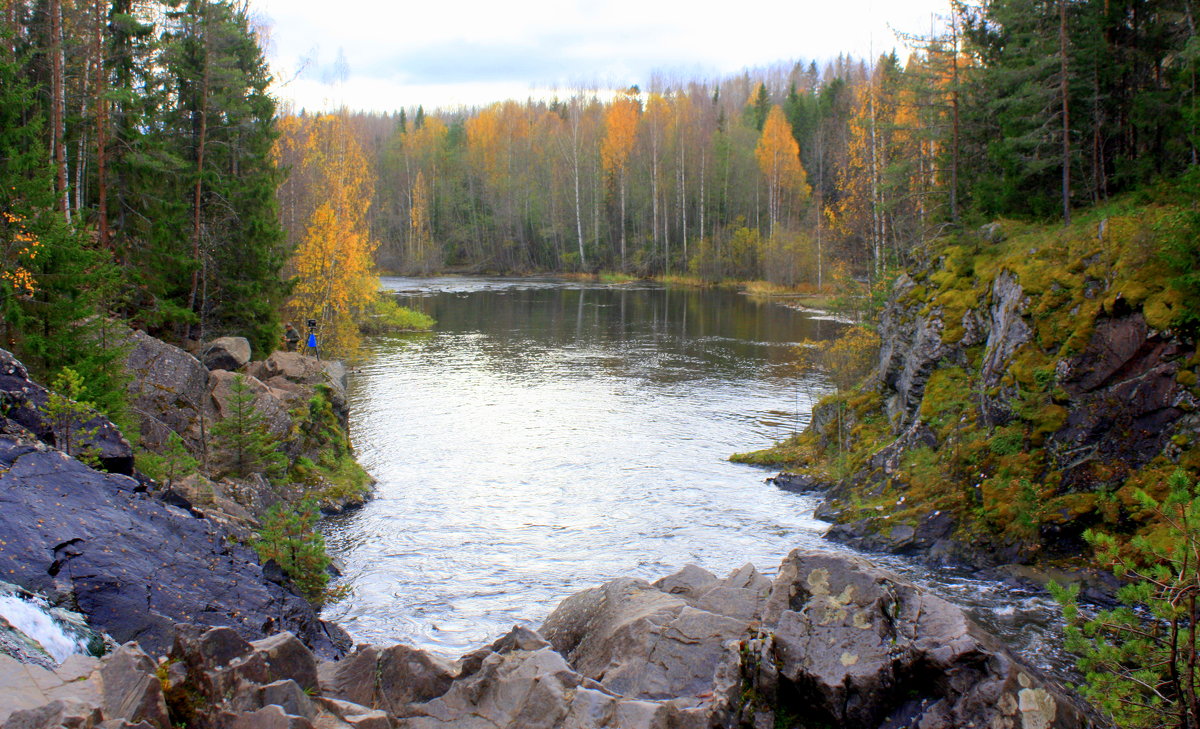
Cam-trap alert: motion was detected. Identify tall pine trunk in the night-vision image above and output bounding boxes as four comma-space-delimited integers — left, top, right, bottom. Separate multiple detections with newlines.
189, 3, 211, 329
50, 0, 69, 221
1059, 0, 1072, 225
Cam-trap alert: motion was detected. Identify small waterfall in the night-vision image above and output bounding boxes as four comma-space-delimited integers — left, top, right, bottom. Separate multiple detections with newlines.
0, 583, 100, 666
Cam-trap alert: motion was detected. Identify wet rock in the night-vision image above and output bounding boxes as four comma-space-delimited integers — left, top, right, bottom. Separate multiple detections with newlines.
0, 348, 133, 475
767, 472, 830, 493
201, 337, 252, 372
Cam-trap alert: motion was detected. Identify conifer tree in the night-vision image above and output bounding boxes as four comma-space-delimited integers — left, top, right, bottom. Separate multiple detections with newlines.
252, 498, 331, 604
211, 373, 285, 480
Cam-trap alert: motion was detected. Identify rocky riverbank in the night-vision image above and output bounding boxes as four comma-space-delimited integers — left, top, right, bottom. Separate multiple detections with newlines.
0, 549, 1102, 729
738, 209, 1200, 585
0, 345, 351, 660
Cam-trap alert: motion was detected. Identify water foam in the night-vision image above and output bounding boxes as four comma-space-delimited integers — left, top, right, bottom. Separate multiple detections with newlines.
0, 592, 89, 663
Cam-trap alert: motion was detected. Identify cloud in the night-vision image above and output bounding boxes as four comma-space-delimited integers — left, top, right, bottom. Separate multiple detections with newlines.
253, 0, 955, 112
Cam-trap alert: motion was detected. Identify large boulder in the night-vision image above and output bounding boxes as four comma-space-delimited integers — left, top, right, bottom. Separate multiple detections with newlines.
201, 337, 252, 372
260, 352, 348, 420
0, 348, 133, 475
123, 330, 213, 455
744, 550, 1095, 729
0, 424, 350, 660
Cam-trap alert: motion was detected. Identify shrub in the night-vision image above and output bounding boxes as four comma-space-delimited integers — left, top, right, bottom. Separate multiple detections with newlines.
358, 295, 435, 334
252, 498, 331, 604
1052, 469, 1200, 729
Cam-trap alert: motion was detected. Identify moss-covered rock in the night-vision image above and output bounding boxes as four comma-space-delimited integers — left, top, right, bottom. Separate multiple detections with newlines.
743, 198, 1200, 572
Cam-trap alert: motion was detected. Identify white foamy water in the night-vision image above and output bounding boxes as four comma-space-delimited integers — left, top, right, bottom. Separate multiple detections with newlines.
0, 594, 88, 663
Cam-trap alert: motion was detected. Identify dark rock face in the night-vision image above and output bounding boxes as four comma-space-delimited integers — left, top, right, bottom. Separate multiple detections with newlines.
0, 426, 349, 659
768, 472, 831, 493
0, 349, 133, 475
1051, 312, 1190, 490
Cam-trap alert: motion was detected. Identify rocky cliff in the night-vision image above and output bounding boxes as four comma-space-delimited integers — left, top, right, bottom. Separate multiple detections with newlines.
0, 347, 351, 661
746, 204, 1200, 575
124, 329, 370, 525
0, 551, 1101, 729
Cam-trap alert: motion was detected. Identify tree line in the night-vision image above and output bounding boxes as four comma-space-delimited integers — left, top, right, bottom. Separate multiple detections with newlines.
1, 0, 288, 403
297, 0, 1198, 286
3, 0, 1198, 406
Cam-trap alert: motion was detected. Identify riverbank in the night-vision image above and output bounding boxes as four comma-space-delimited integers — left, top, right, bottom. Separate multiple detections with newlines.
0, 549, 1099, 729
735, 199, 1200, 589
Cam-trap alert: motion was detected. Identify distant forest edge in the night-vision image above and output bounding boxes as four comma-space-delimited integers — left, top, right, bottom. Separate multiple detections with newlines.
3, 0, 1200, 405
292, 0, 1200, 289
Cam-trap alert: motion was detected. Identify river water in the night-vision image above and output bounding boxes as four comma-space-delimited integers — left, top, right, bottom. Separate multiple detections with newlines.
322, 276, 1067, 675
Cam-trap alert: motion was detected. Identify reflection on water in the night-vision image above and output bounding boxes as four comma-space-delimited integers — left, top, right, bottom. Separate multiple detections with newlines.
323, 276, 1069, 677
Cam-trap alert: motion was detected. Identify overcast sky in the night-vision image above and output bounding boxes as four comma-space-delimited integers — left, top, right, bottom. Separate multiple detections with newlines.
249, 0, 954, 114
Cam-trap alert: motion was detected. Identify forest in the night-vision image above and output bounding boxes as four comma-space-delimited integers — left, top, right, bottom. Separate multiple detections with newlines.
3, 0, 1199, 396
286, 0, 1200, 297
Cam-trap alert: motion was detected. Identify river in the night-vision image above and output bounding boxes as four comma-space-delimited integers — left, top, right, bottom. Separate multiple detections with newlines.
321, 276, 1068, 676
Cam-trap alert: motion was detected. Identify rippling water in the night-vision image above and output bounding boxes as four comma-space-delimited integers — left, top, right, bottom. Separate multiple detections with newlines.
322, 276, 1069, 676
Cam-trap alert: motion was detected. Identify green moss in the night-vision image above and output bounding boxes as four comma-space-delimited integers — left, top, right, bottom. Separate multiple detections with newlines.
735, 195, 1200, 567
988, 428, 1024, 456
288, 386, 372, 505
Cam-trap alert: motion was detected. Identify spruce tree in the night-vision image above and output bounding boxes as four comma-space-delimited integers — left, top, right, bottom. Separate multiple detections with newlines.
252, 498, 331, 604
210, 373, 285, 480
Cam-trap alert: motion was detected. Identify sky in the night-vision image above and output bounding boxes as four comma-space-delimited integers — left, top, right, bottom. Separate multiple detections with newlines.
249, 0, 954, 114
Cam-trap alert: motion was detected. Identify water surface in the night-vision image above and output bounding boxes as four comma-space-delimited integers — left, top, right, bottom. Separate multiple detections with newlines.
323, 277, 1066, 675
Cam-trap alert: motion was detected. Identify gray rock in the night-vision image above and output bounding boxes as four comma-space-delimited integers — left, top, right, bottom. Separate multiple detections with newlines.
317, 699, 391, 729
202, 337, 252, 372
0, 348, 133, 475
122, 330, 213, 456
99, 644, 169, 729
978, 221, 1006, 244
319, 642, 454, 716
208, 369, 292, 440
649, 564, 716, 602
2, 699, 103, 729
743, 549, 1097, 729
252, 632, 320, 692
260, 680, 317, 720
229, 704, 313, 729
979, 270, 1032, 424
541, 578, 743, 705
